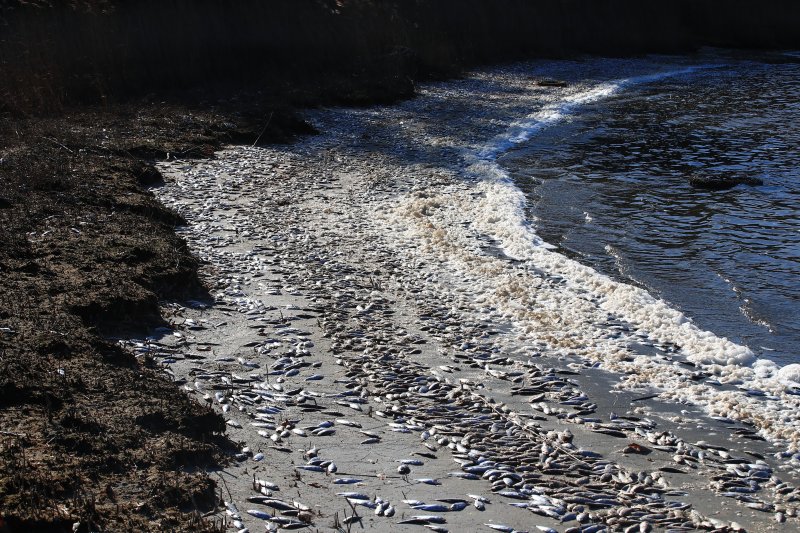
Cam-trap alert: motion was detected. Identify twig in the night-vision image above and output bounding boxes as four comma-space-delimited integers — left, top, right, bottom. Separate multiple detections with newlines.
344, 499, 362, 531
43, 136, 74, 153
215, 471, 234, 503
252, 111, 274, 147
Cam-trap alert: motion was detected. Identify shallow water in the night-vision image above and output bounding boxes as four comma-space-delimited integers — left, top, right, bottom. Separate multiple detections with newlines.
504, 53, 800, 364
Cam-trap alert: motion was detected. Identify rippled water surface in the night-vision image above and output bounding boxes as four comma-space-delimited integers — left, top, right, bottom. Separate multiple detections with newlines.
505, 53, 800, 363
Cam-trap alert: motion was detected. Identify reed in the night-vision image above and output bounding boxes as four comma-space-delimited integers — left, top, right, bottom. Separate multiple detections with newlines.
1, 1, 798, 114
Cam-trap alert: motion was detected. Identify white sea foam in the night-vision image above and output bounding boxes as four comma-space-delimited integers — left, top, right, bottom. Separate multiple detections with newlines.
380, 64, 800, 451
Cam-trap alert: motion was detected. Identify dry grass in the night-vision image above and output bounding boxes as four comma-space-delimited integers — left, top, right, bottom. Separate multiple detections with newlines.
2, 0, 798, 115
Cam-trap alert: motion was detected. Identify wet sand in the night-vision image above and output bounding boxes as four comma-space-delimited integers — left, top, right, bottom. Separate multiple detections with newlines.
132, 65, 800, 532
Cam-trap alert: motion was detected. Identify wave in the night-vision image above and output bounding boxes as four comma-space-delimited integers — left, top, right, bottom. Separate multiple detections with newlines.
385, 63, 800, 452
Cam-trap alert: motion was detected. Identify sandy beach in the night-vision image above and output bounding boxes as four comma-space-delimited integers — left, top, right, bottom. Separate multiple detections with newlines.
123, 61, 800, 533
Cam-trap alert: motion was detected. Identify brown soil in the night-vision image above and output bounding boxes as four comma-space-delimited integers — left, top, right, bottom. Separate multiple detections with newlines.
0, 101, 313, 532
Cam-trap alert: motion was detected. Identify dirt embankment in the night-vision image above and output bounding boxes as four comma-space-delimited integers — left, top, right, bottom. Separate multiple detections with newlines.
0, 102, 317, 531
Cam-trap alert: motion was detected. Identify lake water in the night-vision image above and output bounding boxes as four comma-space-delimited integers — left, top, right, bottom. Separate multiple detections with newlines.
503, 52, 800, 364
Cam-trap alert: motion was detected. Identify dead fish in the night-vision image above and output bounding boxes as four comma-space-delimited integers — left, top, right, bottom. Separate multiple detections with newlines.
349, 498, 377, 509
412, 504, 450, 512
257, 499, 295, 511
255, 479, 280, 491
295, 465, 324, 472
271, 521, 309, 530
410, 515, 447, 524
269, 516, 305, 526
246, 509, 272, 520
399, 518, 437, 526
336, 492, 370, 500
497, 491, 527, 500
448, 472, 480, 480
485, 525, 514, 532
659, 466, 687, 474
337, 401, 363, 411
336, 419, 362, 428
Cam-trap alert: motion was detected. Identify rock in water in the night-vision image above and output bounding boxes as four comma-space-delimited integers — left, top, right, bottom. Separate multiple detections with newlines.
688, 173, 763, 190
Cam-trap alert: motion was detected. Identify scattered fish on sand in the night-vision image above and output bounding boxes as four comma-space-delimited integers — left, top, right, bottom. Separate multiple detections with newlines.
128, 58, 800, 532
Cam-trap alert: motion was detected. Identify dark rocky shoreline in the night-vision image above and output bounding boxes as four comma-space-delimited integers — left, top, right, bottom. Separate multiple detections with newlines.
689, 173, 765, 190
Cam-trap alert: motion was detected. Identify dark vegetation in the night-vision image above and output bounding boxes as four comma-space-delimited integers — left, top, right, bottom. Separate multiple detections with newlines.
1, 0, 798, 530
0, 107, 241, 532
2, 0, 800, 114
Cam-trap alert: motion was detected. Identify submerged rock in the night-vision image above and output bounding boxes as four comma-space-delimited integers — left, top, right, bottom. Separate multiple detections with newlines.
689, 173, 764, 190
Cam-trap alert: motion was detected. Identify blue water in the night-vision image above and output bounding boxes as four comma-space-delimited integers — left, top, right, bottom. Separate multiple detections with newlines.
504, 52, 800, 364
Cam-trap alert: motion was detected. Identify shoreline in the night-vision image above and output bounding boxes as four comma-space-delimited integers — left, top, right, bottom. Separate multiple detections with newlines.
2, 50, 798, 531
0, 104, 312, 531
141, 60, 800, 531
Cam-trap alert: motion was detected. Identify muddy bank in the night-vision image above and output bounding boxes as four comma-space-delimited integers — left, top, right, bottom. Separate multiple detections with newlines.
0, 102, 316, 531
